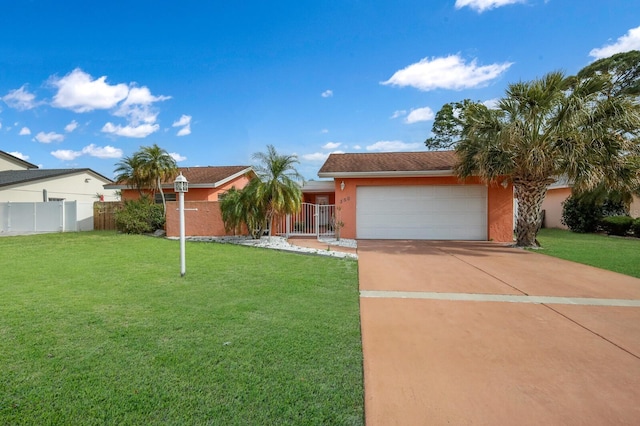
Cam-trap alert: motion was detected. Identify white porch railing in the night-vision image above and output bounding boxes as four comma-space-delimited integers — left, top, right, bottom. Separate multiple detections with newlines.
274, 202, 336, 238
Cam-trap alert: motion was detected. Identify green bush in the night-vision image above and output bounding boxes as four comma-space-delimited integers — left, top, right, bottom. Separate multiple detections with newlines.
561, 196, 602, 233
114, 198, 165, 234
631, 218, 640, 237
562, 195, 627, 233
600, 216, 634, 236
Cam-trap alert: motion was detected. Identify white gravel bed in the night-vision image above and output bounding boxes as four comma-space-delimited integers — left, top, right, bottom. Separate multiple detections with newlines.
176, 235, 358, 259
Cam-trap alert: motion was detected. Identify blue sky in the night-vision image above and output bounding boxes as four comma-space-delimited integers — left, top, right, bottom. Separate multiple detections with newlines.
1, 0, 639, 180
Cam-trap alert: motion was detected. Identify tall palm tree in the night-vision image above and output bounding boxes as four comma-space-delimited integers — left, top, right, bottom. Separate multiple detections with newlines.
250, 145, 303, 237
136, 144, 178, 213
433, 71, 640, 247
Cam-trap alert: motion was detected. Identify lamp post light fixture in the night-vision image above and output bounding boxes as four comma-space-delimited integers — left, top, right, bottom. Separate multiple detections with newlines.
174, 172, 189, 277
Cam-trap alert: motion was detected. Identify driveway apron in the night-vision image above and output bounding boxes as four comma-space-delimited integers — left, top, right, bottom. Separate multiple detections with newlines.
358, 240, 640, 425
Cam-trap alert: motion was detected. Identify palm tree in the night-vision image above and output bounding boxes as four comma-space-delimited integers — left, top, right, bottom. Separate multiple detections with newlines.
250, 145, 303, 237
219, 185, 267, 238
429, 71, 640, 247
114, 154, 149, 196
136, 144, 178, 213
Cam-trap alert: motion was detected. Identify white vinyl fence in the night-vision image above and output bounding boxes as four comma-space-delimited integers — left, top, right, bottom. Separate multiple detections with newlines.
0, 201, 95, 234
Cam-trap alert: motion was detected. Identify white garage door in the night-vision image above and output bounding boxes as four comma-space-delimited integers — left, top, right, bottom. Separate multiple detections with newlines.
356, 185, 487, 240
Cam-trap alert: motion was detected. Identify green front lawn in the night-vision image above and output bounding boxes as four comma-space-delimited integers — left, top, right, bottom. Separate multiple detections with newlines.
535, 228, 640, 278
0, 232, 363, 425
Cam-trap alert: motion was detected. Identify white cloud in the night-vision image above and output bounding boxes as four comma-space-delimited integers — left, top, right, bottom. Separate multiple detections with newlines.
589, 26, 640, 59
455, 0, 524, 13
322, 142, 341, 150
2, 85, 39, 111
302, 152, 330, 162
172, 114, 192, 136
48, 69, 171, 140
64, 120, 78, 133
101, 122, 159, 138
382, 54, 512, 91
82, 144, 123, 159
8, 151, 28, 160
51, 149, 82, 161
405, 107, 435, 124
353, 145, 362, 150
19, 127, 31, 135
302, 150, 344, 162
35, 131, 64, 143
177, 126, 191, 136
51, 144, 122, 161
169, 152, 187, 162
482, 98, 500, 109
321, 89, 333, 98
114, 86, 170, 125
320, 129, 329, 134
390, 110, 407, 119
366, 140, 422, 152
172, 114, 191, 127
51, 68, 129, 112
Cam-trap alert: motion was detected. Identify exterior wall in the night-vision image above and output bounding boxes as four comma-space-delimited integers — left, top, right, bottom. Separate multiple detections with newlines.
302, 192, 335, 204
630, 195, 640, 219
335, 176, 514, 243
487, 182, 515, 242
0, 156, 30, 171
0, 172, 118, 203
215, 174, 252, 197
541, 187, 571, 229
165, 200, 241, 237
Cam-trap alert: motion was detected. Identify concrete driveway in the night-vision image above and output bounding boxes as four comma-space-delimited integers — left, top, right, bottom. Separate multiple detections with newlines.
358, 240, 640, 425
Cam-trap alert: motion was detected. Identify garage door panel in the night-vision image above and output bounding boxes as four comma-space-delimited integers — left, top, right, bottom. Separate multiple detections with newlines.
356, 185, 487, 240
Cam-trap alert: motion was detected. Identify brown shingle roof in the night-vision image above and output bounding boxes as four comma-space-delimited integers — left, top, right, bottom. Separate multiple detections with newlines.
318, 151, 457, 176
167, 166, 253, 185
108, 165, 253, 188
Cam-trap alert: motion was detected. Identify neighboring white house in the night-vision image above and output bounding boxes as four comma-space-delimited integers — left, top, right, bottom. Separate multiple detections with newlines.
0, 150, 118, 203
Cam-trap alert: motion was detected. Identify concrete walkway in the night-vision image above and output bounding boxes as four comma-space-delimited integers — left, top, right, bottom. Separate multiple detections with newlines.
358, 240, 640, 425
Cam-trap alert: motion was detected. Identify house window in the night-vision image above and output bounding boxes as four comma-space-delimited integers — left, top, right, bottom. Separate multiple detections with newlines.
155, 193, 177, 203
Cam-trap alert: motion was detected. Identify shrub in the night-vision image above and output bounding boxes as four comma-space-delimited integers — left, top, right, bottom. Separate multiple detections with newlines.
600, 216, 633, 236
114, 198, 165, 234
631, 218, 640, 237
561, 194, 627, 233
561, 196, 602, 233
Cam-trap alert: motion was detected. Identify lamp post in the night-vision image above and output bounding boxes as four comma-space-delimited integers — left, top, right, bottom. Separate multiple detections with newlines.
174, 172, 189, 277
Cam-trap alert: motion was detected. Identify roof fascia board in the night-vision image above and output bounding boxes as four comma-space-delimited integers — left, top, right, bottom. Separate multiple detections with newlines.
317, 170, 455, 178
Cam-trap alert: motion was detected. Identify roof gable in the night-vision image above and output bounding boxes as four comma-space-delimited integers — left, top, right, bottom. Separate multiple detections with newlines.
172, 166, 254, 186
0, 168, 113, 188
0, 150, 39, 171
318, 151, 457, 177
107, 165, 254, 189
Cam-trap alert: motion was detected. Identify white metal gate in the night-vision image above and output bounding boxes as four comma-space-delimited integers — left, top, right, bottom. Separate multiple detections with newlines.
274, 203, 336, 238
